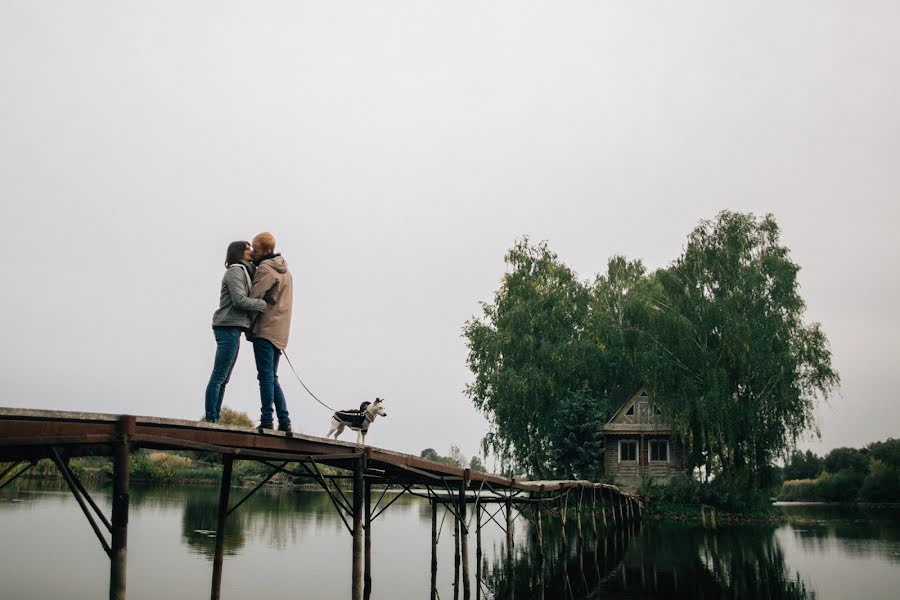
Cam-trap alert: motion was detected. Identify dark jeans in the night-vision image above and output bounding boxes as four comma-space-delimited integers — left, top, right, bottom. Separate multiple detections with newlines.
253, 338, 290, 427
204, 326, 242, 422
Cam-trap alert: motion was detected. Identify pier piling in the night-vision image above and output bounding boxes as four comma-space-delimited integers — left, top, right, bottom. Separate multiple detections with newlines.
210, 455, 233, 600
109, 416, 132, 600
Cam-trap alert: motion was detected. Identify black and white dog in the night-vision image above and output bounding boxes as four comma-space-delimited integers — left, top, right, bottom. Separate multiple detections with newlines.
326, 398, 387, 444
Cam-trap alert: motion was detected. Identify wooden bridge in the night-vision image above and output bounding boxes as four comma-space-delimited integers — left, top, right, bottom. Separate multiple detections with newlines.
0, 407, 642, 600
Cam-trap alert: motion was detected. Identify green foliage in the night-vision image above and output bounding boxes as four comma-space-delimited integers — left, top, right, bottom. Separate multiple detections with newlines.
816, 470, 865, 502
646, 211, 839, 489
464, 239, 604, 476
823, 447, 869, 474
219, 407, 254, 428
783, 450, 823, 481
418, 447, 468, 468
469, 456, 485, 472
546, 389, 607, 480
859, 460, 900, 502
419, 448, 441, 462
463, 239, 648, 477
779, 439, 900, 502
867, 438, 900, 468
642, 473, 773, 512
464, 212, 839, 489
130, 450, 198, 481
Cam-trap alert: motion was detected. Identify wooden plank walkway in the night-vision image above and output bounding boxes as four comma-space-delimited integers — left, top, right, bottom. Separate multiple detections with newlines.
0, 407, 629, 494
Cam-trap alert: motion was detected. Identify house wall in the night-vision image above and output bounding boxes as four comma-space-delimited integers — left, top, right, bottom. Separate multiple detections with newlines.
604, 435, 684, 486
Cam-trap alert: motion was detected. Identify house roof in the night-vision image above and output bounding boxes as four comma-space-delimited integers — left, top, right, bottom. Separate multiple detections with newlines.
600, 386, 673, 434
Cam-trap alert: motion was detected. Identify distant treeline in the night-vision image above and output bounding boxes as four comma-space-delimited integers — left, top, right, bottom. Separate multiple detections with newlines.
779, 438, 899, 502
419, 447, 486, 472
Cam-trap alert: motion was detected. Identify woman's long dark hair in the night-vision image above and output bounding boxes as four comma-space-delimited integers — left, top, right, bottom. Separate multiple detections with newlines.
225, 241, 249, 266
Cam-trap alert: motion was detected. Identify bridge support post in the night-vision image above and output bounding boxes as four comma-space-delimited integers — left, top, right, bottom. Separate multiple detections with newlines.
459, 469, 470, 600
352, 457, 364, 600
109, 416, 133, 600
430, 499, 438, 600
211, 455, 233, 600
453, 509, 460, 598
559, 493, 568, 551
364, 477, 372, 599
505, 497, 514, 591
535, 491, 544, 565
475, 501, 482, 600
601, 488, 608, 528
575, 489, 583, 544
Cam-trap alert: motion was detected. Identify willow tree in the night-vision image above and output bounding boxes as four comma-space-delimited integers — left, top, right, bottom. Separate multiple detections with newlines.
463, 239, 604, 477
646, 211, 839, 488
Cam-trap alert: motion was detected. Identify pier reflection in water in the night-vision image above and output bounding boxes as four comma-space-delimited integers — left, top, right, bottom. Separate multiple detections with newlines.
2, 481, 899, 599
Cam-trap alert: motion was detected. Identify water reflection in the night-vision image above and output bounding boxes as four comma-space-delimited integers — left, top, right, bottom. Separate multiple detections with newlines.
477, 515, 819, 599
778, 504, 900, 563
2, 480, 899, 600
179, 484, 351, 558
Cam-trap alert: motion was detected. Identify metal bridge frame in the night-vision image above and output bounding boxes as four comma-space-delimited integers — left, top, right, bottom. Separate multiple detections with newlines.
0, 408, 641, 600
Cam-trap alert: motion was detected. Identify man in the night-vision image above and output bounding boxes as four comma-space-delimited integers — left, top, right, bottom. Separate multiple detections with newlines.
248, 231, 294, 433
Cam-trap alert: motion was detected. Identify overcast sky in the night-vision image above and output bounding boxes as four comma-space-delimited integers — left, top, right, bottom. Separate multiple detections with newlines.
1, 1, 898, 466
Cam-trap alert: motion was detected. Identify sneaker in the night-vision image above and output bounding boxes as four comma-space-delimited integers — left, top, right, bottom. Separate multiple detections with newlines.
278, 422, 293, 434
257, 421, 274, 432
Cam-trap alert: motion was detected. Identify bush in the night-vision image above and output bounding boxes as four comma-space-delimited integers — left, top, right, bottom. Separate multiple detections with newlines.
657, 473, 701, 504
131, 450, 194, 481
778, 470, 865, 502
641, 473, 771, 512
817, 470, 865, 502
859, 460, 900, 502
220, 407, 254, 428
867, 439, 900, 469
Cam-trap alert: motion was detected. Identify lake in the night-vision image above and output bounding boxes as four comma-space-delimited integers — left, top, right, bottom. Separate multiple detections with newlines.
1, 481, 898, 599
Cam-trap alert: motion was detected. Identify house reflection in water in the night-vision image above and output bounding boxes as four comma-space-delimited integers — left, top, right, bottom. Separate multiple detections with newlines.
477, 519, 813, 599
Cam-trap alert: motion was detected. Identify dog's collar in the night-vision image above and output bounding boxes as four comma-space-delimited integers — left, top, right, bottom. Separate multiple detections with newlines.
364, 412, 375, 422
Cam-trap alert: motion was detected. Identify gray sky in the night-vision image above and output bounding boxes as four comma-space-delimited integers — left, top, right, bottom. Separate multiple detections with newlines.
1, 1, 898, 465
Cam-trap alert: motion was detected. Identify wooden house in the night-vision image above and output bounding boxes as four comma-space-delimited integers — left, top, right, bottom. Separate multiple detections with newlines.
601, 388, 684, 485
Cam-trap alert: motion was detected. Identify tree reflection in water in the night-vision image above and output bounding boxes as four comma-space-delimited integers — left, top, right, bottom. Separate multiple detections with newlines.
779, 504, 900, 564
179, 485, 346, 559
478, 516, 815, 599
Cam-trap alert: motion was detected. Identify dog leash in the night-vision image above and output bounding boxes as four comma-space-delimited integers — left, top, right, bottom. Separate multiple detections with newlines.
282, 350, 337, 412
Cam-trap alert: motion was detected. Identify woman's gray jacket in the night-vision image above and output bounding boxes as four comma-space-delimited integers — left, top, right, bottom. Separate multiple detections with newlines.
211, 261, 267, 329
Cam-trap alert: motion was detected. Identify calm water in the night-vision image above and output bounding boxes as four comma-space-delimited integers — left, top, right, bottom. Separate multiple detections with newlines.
1, 481, 898, 599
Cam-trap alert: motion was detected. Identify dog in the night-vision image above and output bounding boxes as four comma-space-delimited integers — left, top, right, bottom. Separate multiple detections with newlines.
326, 398, 387, 444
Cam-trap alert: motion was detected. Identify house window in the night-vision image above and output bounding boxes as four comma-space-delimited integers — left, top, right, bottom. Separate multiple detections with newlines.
639, 391, 648, 397
649, 440, 669, 462
625, 404, 635, 416
654, 405, 662, 415
619, 440, 637, 462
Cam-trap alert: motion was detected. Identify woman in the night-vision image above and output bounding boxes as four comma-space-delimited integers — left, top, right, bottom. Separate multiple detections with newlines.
204, 241, 268, 423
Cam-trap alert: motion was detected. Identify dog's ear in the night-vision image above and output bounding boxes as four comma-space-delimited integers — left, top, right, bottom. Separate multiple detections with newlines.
374, 397, 382, 403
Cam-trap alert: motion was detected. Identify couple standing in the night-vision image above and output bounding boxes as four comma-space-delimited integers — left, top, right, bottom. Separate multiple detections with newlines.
204, 231, 293, 433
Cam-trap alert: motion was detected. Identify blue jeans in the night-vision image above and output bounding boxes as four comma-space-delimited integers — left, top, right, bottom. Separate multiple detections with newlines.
204, 327, 242, 422
253, 338, 290, 427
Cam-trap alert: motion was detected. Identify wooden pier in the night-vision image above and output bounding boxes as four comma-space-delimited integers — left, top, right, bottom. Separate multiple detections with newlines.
0, 407, 642, 599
